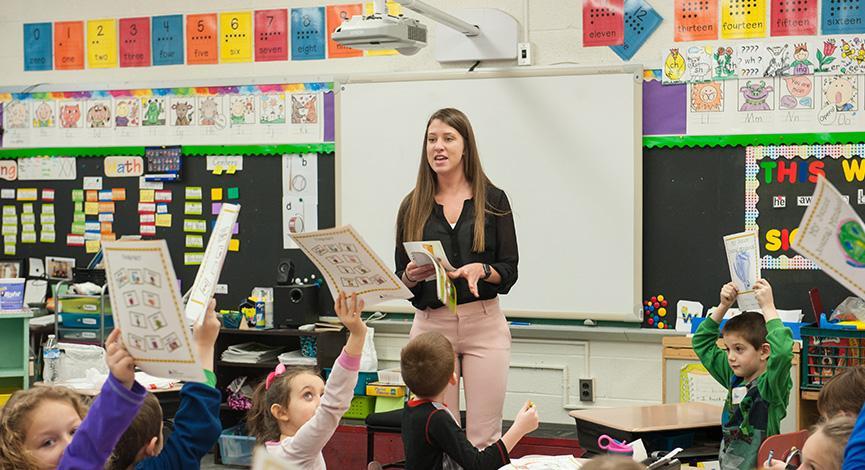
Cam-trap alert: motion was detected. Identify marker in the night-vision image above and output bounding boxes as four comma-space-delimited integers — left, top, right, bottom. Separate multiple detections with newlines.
510, 321, 531, 326
764, 449, 774, 468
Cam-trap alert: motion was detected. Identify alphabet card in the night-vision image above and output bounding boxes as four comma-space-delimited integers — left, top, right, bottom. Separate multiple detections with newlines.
102, 239, 205, 382
721, 0, 767, 39
186, 14, 218, 65
582, 0, 625, 46
220, 12, 253, 63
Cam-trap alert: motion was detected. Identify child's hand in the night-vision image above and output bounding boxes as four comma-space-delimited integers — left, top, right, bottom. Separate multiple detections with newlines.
511, 401, 539, 436
719, 282, 738, 308
335, 292, 366, 335
106, 329, 136, 390
753, 278, 775, 309
193, 299, 220, 371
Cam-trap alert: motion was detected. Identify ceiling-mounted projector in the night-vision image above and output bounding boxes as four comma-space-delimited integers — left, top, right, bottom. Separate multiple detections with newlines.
331, 13, 428, 56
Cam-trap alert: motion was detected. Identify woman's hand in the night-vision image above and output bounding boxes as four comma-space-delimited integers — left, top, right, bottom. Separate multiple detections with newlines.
404, 260, 435, 285
448, 263, 487, 298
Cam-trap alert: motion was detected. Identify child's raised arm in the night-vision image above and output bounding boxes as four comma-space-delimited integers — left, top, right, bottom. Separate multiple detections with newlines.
193, 299, 220, 374
712, 282, 738, 323
753, 278, 779, 321
335, 292, 367, 356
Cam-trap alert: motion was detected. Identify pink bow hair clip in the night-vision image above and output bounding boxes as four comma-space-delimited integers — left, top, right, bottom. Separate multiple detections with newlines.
265, 363, 287, 390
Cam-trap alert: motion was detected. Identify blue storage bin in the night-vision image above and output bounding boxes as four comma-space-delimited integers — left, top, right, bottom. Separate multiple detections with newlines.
59, 313, 114, 329
324, 368, 378, 395
218, 424, 255, 466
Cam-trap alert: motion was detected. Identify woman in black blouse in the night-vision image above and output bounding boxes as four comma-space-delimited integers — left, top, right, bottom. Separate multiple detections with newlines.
395, 108, 519, 448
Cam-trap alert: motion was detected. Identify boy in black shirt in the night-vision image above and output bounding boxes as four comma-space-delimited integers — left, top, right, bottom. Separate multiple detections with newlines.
400, 332, 539, 470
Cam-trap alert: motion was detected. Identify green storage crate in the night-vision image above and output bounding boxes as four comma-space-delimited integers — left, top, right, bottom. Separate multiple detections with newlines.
344, 395, 376, 419
58, 296, 111, 315
374, 396, 405, 413
800, 326, 865, 390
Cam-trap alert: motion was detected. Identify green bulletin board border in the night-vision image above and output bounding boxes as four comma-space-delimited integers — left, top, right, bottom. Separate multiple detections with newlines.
0, 143, 335, 159
644, 132, 865, 149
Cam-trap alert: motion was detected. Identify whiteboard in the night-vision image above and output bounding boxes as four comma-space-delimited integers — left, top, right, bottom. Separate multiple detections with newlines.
337, 66, 642, 321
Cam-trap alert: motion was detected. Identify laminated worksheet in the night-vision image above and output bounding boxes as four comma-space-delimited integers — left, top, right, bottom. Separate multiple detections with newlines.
723, 231, 761, 310
290, 225, 412, 307
102, 240, 205, 382
184, 203, 239, 325
403, 241, 457, 313
793, 176, 865, 301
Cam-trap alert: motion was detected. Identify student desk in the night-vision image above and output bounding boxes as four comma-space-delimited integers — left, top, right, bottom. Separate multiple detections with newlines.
569, 402, 723, 456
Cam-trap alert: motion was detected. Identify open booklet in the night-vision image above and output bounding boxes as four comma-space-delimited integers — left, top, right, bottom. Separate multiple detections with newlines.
403, 241, 457, 313
184, 203, 240, 325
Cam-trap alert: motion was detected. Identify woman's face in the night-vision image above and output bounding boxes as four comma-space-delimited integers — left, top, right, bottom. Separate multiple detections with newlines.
797, 430, 838, 470
426, 119, 465, 178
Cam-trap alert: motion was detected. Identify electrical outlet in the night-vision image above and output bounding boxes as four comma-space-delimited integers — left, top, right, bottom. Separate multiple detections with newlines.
517, 42, 532, 66
579, 378, 595, 402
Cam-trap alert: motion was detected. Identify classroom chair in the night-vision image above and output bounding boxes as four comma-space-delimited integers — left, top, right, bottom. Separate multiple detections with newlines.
365, 408, 406, 469
757, 429, 807, 468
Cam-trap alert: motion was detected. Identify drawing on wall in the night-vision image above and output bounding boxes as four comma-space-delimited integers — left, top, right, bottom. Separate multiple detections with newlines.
229, 95, 256, 126
87, 100, 112, 128
790, 43, 815, 75
779, 75, 814, 109
141, 97, 167, 126
713, 46, 737, 79
822, 75, 858, 112
690, 82, 724, 112
763, 44, 791, 77
198, 96, 226, 128
5, 101, 29, 129
260, 93, 286, 124
114, 99, 141, 127
686, 46, 713, 82
664, 48, 687, 82
738, 80, 774, 111
32, 101, 55, 128
290, 93, 318, 124
59, 102, 83, 129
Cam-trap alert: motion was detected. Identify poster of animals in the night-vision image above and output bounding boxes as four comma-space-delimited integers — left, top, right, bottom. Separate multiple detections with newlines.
0, 83, 327, 148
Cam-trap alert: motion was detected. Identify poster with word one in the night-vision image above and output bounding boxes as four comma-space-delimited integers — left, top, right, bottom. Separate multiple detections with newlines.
327, 4, 364, 58
119, 17, 151, 67
23, 23, 52, 71
255, 9, 288, 61
152, 15, 184, 66
822, 0, 865, 34
102, 240, 205, 382
87, 19, 118, 68
771, 0, 817, 36
582, 0, 625, 47
610, 0, 663, 61
291, 7, 326, 60
54, 21, 84, 70
186, 14, 218, 65
220, 12, 253, 63
674, 0, 718, 41
721, 0, 767, 39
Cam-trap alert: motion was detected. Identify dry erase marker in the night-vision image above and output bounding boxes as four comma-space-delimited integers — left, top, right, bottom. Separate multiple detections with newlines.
510, 321, 531, 326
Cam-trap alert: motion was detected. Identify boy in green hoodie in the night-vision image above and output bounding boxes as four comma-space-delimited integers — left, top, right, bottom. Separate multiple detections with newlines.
692, 278, 793, 470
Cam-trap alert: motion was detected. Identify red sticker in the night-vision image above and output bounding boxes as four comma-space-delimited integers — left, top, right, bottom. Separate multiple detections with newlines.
255, 9, 288, 61
771, 0, 817, 36
674, 0, 719, 41
327, 4, 364, 58
582, 0, 624, 47
119, 17, 151, 67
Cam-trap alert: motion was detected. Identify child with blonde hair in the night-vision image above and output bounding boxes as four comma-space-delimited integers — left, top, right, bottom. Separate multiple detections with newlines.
247, 292, 366, 469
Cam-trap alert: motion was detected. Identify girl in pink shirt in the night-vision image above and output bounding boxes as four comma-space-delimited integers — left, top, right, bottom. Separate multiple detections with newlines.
247, 293, 366, 470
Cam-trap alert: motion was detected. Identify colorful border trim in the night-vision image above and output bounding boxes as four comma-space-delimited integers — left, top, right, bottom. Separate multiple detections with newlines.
0, 83, 332, 102
644, 132, 865, 149
0, 144, 334, 159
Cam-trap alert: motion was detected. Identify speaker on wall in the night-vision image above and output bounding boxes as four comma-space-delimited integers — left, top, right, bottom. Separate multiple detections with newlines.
276, 259, 295, 285
273, 284, 319, 328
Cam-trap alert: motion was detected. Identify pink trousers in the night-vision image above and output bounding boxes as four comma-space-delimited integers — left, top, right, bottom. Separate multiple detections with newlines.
410, 297, 511, 448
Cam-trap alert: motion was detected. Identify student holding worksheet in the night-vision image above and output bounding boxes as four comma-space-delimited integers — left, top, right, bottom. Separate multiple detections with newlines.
395, 107, 519, 448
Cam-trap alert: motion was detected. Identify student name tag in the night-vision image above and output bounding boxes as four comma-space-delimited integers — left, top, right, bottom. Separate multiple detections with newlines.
731, 386, 748, 405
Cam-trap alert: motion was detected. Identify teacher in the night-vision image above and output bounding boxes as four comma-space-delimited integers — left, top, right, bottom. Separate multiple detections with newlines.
395, 108, 519, 448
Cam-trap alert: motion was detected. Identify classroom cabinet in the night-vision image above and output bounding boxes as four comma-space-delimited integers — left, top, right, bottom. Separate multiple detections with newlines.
0, 311, 33, 403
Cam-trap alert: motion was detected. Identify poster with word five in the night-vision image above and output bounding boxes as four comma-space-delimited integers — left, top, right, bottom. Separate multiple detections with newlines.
583, 0, 625, 47
186, 14, 218, 65
291, 7, 326, 60
23, 23, 52, 71
152, 15, 184, 66
327, 4, 363, 58
119, 17, 151, 67
54, 21, 84, 70
255, 9, 288, 61
220, 12, 253, 63
771, 0, 817, 36
674, 0, 718, 41
87, 19, 118, 68
721, 0, 767, 39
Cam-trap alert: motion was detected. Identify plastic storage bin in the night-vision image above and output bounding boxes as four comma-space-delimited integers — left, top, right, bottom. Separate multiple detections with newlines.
324, 368, 378, 396
218, 424, 256, 466
801, 326, 865, 390
58, 296, 112, 314
344, 395, 376, 419
59, 313, 114, 329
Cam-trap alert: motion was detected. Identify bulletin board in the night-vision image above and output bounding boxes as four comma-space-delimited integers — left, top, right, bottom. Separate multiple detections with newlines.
0, 148, 336, 310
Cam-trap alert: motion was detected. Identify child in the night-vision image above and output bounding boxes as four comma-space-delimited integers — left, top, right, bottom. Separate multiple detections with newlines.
106, 300, 222, 469
581, 456, 646, 470
247, 292, 366, 469
0, 328, 146, 469
692, 279, 793, 470
766, 415, 854, 470
400, 331, 539, 470
818, 366, 865, 419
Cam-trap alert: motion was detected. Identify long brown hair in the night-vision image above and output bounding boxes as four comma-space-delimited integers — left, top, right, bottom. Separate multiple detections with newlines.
246, 366, 319, 445
0, 387, 89, 470
397, 108, 499, 252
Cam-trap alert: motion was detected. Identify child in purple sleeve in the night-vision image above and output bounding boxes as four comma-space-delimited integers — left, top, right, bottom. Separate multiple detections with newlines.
247, 293, 366, 470
0, 328, 145, 470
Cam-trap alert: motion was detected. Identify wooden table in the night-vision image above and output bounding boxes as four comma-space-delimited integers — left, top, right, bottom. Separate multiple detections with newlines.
33, 380, 183, 397
569, 402, 722, 433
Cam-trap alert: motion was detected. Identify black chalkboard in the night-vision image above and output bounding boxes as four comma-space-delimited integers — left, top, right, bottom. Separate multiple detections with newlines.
644, 145, 857, 320
4, 153, 335, 311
